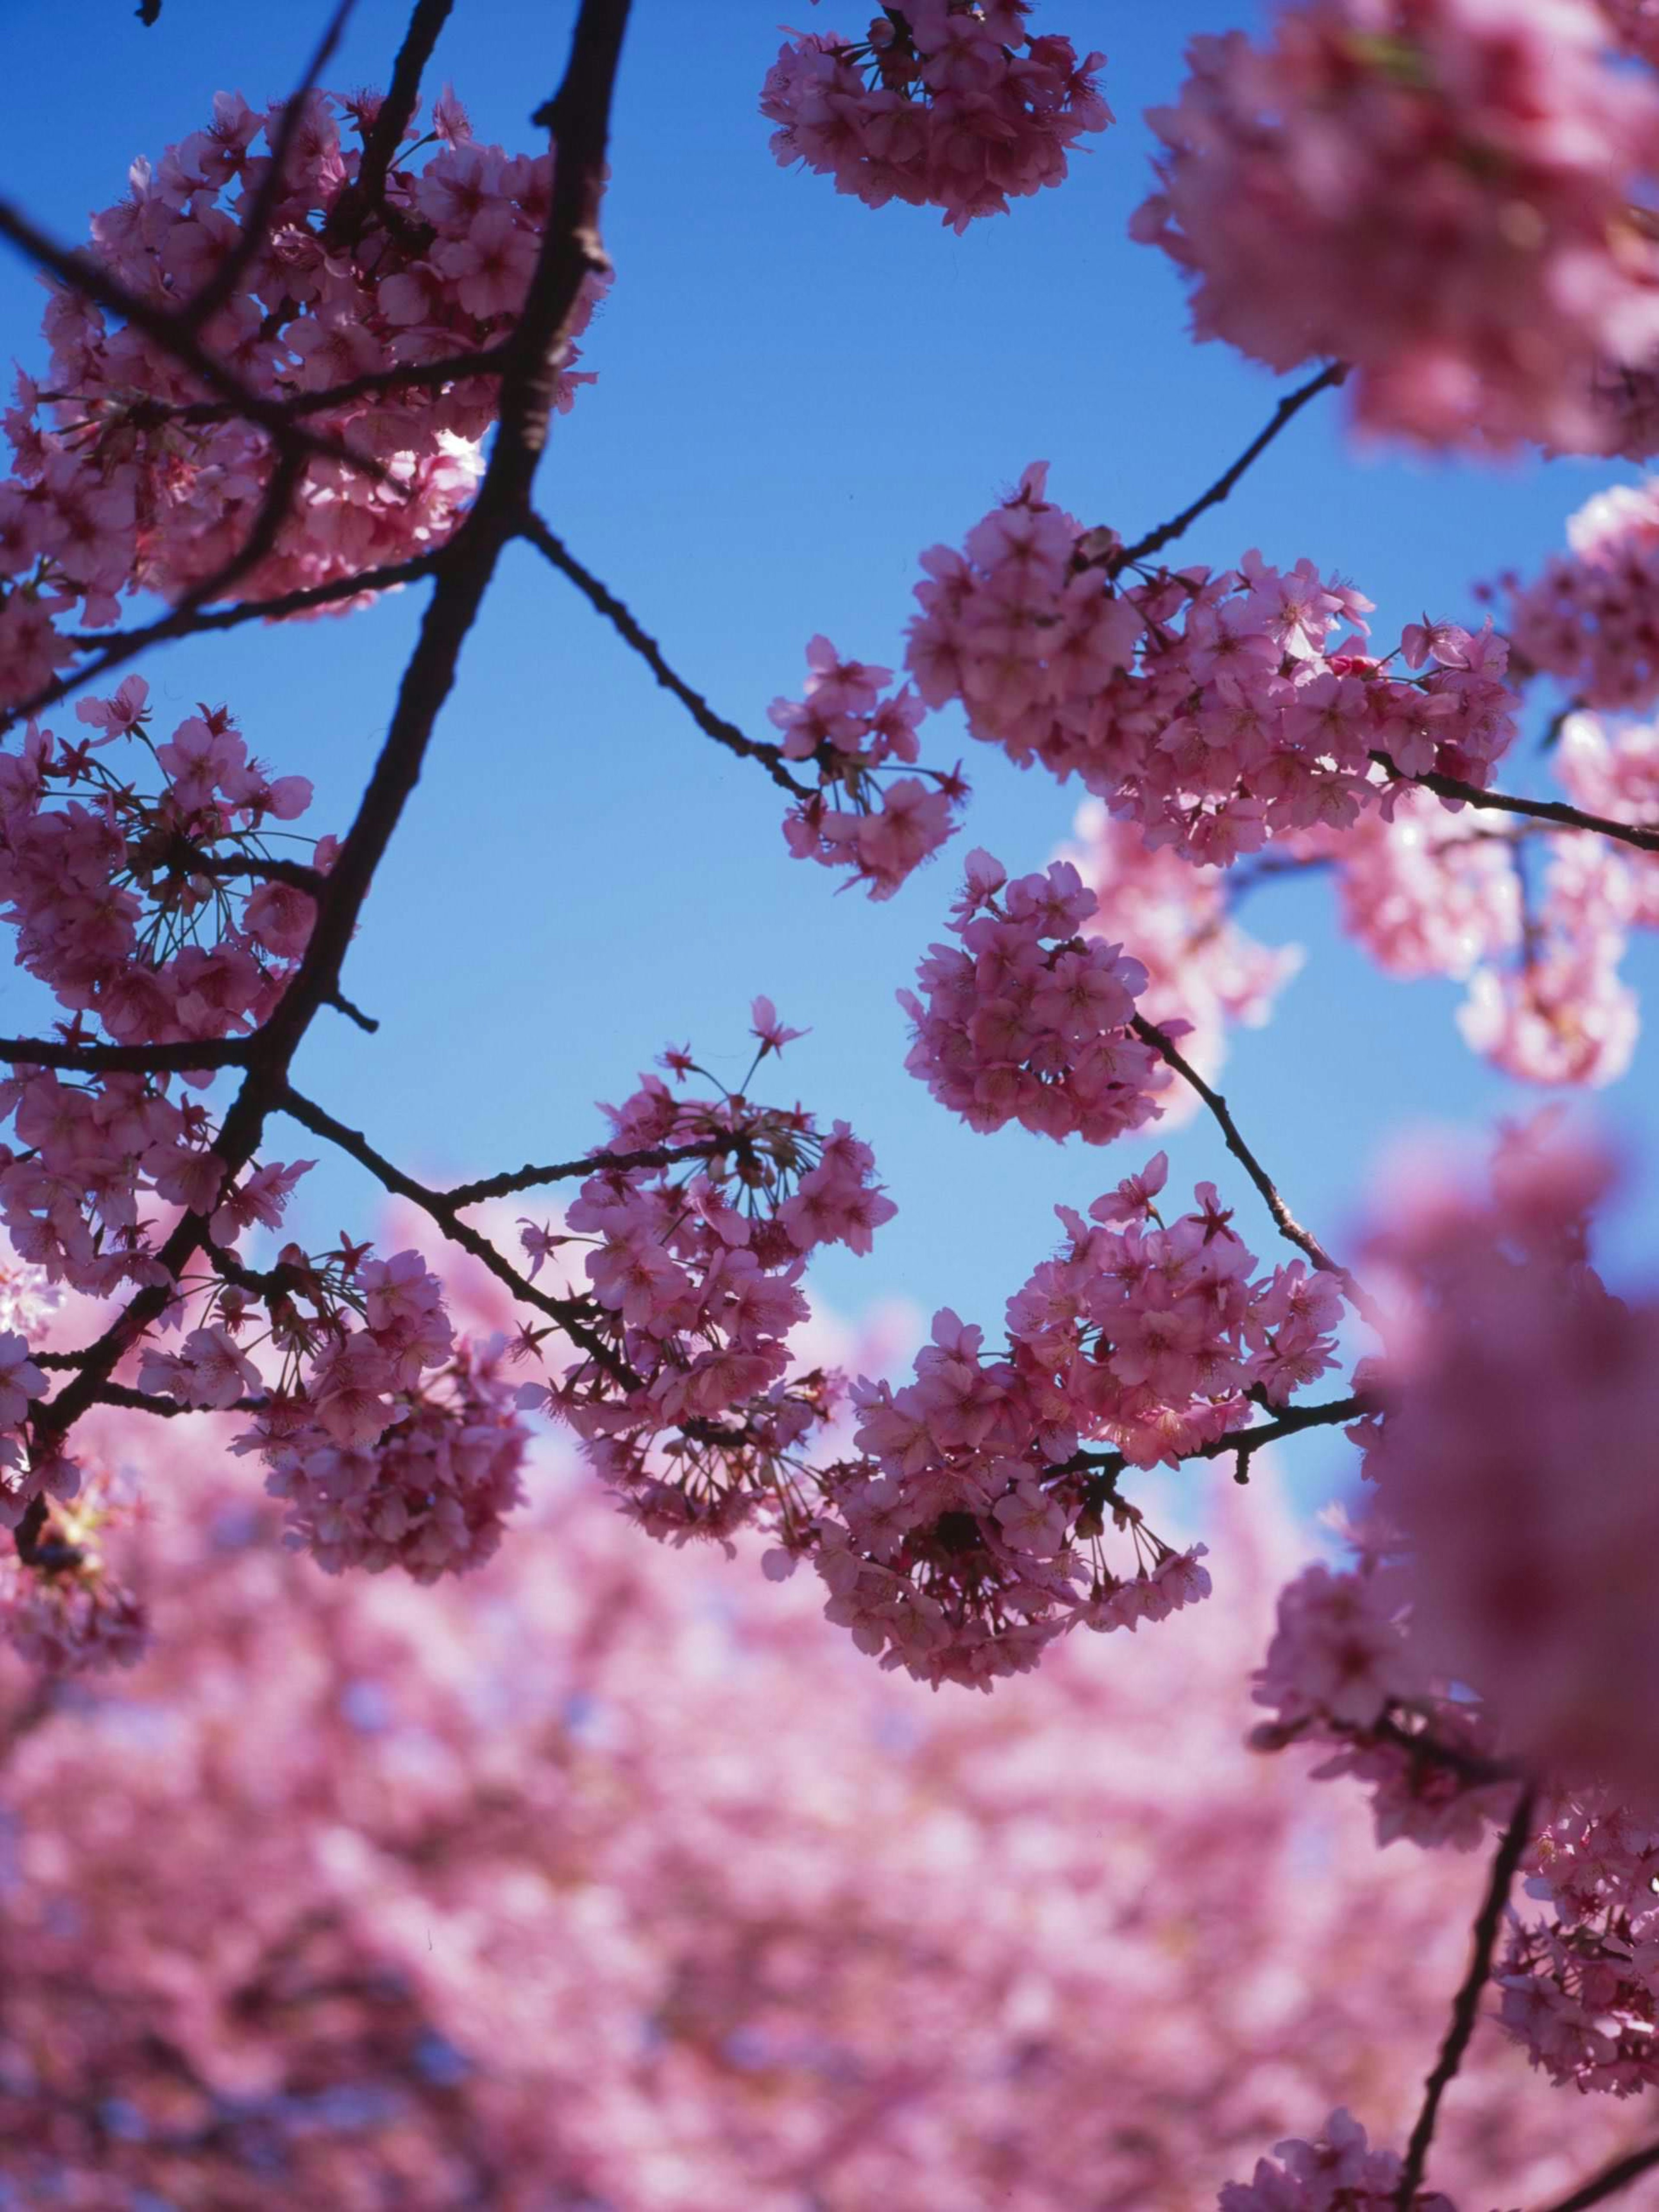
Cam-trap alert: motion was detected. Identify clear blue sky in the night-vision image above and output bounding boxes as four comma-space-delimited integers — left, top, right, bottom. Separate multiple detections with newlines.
4, 0, 1656, 1514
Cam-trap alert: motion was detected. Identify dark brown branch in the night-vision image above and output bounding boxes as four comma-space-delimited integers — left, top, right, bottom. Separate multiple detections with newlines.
325, 988, 379, 1034
0, 1035, 248, 1073
1114, 362, 1348, 571
1378, 758, 1659, 857
0, 199, 387, 483
87, 1381, 267, 1420
190, 853, 324, 896
1130, 1014, 1378, 1323
64, 550, 440, 670
446, 1136, 731, 1209
1057, 1392, 1367, 1493
349, 0, 458, 226
20, 0, 636, 1481
116, 344, 513, 432
520, 514, 810, 797
1393, 1786, 1535, 2210
279, 1084, 629, 1381
1532, 2137, 1659, 2212
177, 0, 357, 333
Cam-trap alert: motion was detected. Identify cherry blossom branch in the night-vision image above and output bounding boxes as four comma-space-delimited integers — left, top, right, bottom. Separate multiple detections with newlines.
0, 198, 389, 484
1130, 1013, 1377, 1322
278, 1082, 629, 1380
1532, 2137, 1659, 2212
1060, 1391, 1368, 1497
519, 513, 811, 797
1392, 1785, 1536, 2211
137, 343, 515, 426
1380, 759, 1659, 856
175, 0, 358, 334
1112, 362, 1348, 571
347, 0, 458, 228
89, 1381, 267, 1420
445, 1135, 734, 1208
190, 854, 324, 895
65, 552, 442, 658
20, 0, 637, 1473
325, 988, 379, 1034
0, 1035, 248, 1073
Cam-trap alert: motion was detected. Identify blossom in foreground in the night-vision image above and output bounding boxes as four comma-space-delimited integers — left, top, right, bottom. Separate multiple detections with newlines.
1131, 0, 1659, 452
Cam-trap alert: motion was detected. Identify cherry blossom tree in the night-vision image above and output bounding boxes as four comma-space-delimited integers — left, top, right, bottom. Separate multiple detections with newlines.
4, 0, 1659, 2206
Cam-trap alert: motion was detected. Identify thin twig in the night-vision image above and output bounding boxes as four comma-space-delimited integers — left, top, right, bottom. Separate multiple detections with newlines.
1130, 1014, 1378, 1324
520, 514, 810, 797
0, 198, 386, 483
1379, 758, 1659, 856
325, 988, 379, 1034
1393, 1786, 1536, 2210
446, 1135, 732, 1209
1056, 1392, 1368, 1493
1532, 2137, 1659, 2212
176, 0, 358, 332
278, 1084, 629, 1381
1114, 362, 1347, 571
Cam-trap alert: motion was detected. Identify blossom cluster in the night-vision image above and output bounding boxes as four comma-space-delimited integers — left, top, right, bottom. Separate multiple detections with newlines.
254, 1335, 528, 1582
1218, 2108, 1460, 2212
0, 85, 598, 707
898, 849, 1170, 1142
1131, 0, 1659, 453
518, 1011, 897, 1546
904, 464, 1517, 863
0, 682, 330, 1520
1294, 771, 1646, 1090
760, 2, 1108, 231
127, 1216, 525, 1583
1501, 1786, 1659, 2097
1506, 478, 1659, 711
1250, 1551, 1517, 1853
786, 1156, 1343, 1687
769, 634, 966, 897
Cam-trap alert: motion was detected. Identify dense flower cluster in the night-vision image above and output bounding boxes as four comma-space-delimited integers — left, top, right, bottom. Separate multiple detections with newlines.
899, 849, 1170, 1141
784, 1158, 1343, 1686
1218, 2108, 1461, 2212
1131, 0, 1659, 452
1506, 480, 1659, 711
770, 634, 966, 896
760, 2, 1108, 230
255, 1337, 528, 1581
904, 465, 1517, 862
1251, 1550, 1517, 1853
0, 682, 330, 1519
1064, 800, 1303, 1091
0, 85, 598, 706
1501, 1786, 1659, 2097
517, 1012, 897, 1545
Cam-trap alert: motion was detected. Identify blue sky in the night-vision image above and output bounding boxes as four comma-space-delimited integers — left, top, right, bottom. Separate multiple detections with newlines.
4, 0, 1656, 1515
